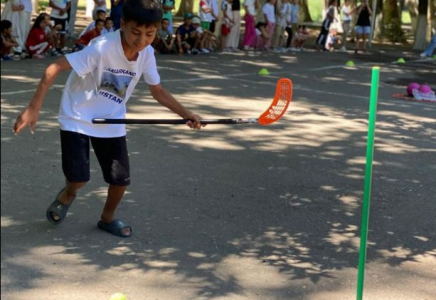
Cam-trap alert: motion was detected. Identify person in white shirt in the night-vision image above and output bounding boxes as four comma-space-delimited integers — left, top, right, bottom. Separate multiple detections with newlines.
199, 0, 213, 30
209, 0, 219, 34
262, 0, 276, 49
340, 0, 354, 52
14, 0, 204, 239
93, 0, 107, 20
79, 9, 107, 37
49, 0, 71, 54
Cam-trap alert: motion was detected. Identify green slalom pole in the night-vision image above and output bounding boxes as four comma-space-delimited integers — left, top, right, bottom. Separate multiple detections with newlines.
356, 67, 380, 300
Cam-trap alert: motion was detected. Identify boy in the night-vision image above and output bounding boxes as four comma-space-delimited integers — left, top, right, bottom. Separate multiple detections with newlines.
176, 13, 198, 55
49, 0, 71, 54
102, 17, 115, 35
79, 9, 107, 37
73, 18, 105, 52
13, 0, 204, 238
153, 18, 176, 54
191, 16, 218, 53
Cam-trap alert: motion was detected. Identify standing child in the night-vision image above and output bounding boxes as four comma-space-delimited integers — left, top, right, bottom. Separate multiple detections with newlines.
289, 0, 300, 50
354, 0, 372, 54
1, 20, 19, 60
26, 15, 51, 59
242, 0, 259, 50
315, 0, 337, 50
340, 0, 353, 52
14, 0, 204, 238
221, 0, 234, 52
262, 0, 276, 50
278, 0, 291, 52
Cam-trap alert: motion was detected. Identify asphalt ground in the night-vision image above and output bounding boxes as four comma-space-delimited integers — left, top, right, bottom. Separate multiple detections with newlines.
1, 44, 436, 300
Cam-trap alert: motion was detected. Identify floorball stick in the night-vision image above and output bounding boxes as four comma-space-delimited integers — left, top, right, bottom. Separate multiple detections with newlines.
92, 78, 292, 126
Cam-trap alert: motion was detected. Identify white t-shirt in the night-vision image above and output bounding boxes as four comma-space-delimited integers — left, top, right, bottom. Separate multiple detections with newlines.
290, 3, 299, 24
199, 0, 212, 22
263, 3, 275, 24
50, 0, 71, 19
244, 0, 256, 16
210, 0, 219, 20
342, 5, 352, 22
280, 3, 291, 28
21, 0, 33, 13
60, 31, 161, 138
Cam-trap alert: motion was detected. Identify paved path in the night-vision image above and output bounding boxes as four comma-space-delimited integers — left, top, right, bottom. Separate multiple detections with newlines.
1, 45, 436, 300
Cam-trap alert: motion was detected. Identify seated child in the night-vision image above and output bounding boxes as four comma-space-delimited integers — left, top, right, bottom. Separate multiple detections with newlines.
40, 13, 63, 56
153, 18, 176, 54
25, 15, 51, 59
176, 13, 198, 54
79, 9, 107, 37
254, 22, 270, 50
102, 17, 114, 35
325, 27, 339, 52
293, 25, 309, 51
73, 19, 105, 52
192, 16, 218, 53
1, 20, 20, 60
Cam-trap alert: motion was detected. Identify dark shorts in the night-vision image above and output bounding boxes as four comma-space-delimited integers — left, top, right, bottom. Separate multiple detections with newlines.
51, 17, 68, 34
60, 130, 130, 186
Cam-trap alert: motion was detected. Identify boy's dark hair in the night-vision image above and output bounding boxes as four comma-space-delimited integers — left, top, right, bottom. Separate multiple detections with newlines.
31, 15, 46, 30
39, 12, 50, 19
122, 0, 163, 27
0, 20, 13, 32
162, 18, 169, 23
105, 17, 113, 23
95, 19, 105, 26
96, 9, 107, 15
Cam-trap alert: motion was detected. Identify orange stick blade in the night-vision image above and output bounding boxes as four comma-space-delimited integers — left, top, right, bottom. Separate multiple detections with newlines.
258, 78, 293, 125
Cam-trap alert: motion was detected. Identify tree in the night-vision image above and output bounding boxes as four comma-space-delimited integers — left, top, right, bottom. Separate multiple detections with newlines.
176, 0, 196, 17
413, 0, 432, 50
300, 0, 313, 22
383, 0, 405, 42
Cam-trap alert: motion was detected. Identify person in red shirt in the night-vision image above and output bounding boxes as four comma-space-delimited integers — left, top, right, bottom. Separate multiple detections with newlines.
73, 19, 105, 52
26, 15, 50, 59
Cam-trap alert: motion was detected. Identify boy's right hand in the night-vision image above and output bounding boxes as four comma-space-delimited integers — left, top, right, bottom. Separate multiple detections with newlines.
13, 106, 40, 135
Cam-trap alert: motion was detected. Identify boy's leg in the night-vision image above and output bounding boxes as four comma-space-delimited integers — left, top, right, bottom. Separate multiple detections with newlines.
91, 135, 131, 236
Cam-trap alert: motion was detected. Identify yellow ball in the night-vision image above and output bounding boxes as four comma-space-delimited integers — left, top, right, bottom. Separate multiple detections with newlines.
110, 293, 127, 300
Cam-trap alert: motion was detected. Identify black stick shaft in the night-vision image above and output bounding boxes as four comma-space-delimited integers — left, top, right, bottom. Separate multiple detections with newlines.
92, 118, 259, 125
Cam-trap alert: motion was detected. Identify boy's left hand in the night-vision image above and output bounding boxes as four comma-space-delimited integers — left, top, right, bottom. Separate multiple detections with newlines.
186, 113, 205, 129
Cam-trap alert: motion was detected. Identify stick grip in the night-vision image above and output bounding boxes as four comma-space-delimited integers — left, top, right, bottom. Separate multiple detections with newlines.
92, 118, 259, 125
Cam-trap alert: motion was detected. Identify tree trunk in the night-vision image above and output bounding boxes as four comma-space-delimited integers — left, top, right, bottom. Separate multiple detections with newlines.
413, 0, 429, 49
407, 0, 420, 34
373, 0, 384, 40
300, 0, 312, 22
175, 0, 196, 17
384, 0, 405, 42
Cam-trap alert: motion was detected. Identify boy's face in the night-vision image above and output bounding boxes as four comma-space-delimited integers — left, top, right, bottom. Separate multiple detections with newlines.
162, 20, 169, 30
96, 22, 105, 32
121, 20, 158, 52
105, 20, 114, 30
97, 12, 106, 21
184, 18, 192, 26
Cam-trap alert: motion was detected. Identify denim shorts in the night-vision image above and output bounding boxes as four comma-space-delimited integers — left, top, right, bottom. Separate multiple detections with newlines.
355, 26, 371, 35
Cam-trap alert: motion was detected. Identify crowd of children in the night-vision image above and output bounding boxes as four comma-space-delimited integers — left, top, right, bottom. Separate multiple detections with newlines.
2, 0, 433, 60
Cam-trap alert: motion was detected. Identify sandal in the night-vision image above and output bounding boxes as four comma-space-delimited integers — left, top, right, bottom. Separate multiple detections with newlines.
46, 188, 73, 225
97, 219, 132, 238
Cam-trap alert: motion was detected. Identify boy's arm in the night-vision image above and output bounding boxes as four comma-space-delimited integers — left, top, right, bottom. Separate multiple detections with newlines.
149, 84, 204, 129
14, 57, 72, 135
